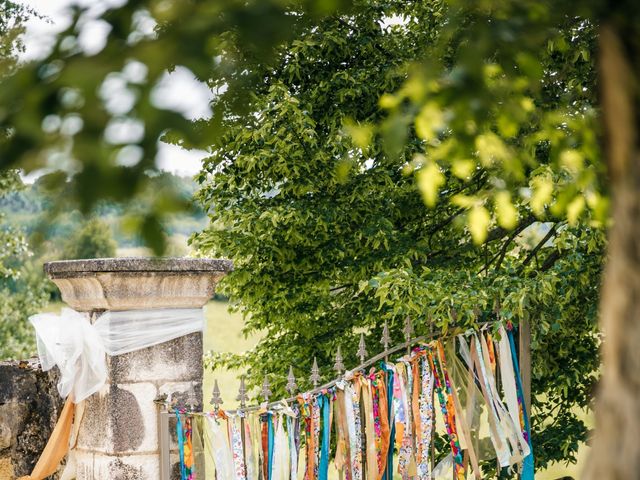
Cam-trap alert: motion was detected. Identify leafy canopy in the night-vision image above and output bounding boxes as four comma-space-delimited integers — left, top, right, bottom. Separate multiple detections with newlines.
195, 0, 604, 469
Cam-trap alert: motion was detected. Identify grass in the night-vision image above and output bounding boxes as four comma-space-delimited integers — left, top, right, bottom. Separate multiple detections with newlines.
202, 300, 259, 409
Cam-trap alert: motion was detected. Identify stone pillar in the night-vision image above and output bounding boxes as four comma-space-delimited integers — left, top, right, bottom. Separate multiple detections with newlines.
45, 258, 231, 480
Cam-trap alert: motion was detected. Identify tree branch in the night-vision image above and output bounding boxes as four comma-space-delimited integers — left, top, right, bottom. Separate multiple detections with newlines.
519, 223, 559, 272
478, 215, 538, 274
541, 250, 563, 272
427, 207, 464, 250
485, 214, 537, 244
329, 284, 352, 293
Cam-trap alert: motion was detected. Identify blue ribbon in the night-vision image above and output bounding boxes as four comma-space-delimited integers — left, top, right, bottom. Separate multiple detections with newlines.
318, 394, 331, 480
508, 329, 535, 480
175, 411, 187, 480
384, 364, 395, 480
267, 413, 274, 480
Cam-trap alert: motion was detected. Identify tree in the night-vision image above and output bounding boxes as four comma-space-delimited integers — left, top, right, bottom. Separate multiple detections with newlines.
194, 0, 604, 469
0, 1, 32, 75
0, 171, 48, 359
61, 217, 117, 260
581, 8, 640, 479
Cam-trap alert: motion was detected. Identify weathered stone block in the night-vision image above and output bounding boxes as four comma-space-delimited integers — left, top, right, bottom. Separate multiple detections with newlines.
76, 451, 160, 480
76, 382, 158, 454
109, 333, 203, 384
45, 258, 231, 311
0, 359, 63, 478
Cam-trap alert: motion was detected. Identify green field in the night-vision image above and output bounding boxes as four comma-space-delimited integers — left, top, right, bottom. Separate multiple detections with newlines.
202, 300, 259, 409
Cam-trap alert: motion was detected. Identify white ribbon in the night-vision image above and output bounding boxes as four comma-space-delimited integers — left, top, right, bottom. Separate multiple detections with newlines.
30, 307, 204, 402
271, 414, 290, 480
497, 326, 531, 458
205, 416, 235, 480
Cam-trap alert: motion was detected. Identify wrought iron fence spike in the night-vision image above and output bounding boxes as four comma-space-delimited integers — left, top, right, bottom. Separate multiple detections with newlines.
310, 357, 321, 388
403, 316, 414, 343
286, 366, 298, 395
261, 376, 272, 402
210, 379, 223, 410
236, 376, 248, 408
357, 333, 368, 364
381, 321, 391, 350
333, 346, 345, 374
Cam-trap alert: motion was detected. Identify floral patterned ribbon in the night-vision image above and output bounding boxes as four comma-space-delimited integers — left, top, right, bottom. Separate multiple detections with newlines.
396, 361, 414, 480
300, 393, 321, 480
229, 416, 248, 480
413, 351, 434, 480
430, 342, 465, 480
344, 379, 364, 480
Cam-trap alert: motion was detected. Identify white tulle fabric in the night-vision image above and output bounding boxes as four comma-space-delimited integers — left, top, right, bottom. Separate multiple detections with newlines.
30, 307, 204, 402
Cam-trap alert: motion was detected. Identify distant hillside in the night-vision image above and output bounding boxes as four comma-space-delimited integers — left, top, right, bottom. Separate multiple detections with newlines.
0, 172, 208, 249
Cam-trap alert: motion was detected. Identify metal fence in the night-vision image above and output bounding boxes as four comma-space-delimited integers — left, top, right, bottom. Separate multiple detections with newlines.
155, 316, 532, 480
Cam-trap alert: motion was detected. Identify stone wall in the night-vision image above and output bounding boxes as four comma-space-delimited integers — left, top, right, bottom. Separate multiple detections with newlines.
0, 358, 63, 480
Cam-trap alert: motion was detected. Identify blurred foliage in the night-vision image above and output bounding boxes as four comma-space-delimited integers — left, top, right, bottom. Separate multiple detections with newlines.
0, 1, 48, 360
194, 0, 606, 470
0, 0, 353, 252
62, 217, 117, 260
0, 172, 206, 249
375, 1, 608, 243
0, 171, 48, 359
0, 0, 36, 75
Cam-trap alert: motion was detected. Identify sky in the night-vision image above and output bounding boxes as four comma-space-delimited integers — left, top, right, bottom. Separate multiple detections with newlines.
19, 0, 212, 177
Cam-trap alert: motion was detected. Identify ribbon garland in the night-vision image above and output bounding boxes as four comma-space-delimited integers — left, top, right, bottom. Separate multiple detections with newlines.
172, 327, 533, 480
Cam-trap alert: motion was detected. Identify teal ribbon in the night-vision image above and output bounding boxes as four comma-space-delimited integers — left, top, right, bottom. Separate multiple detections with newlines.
267, 413, 274, 480
318, 394, 331, 480
175, 412, 187, 480
508, 329, 535, 480
380, 363, 395, 480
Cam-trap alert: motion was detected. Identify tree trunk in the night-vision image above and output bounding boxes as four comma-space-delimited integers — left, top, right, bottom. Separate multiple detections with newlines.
583, 18, 640, 480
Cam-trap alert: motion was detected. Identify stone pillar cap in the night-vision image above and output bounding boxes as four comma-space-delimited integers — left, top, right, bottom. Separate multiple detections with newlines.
45, 257, 232, 277
45, 257, 233, 311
